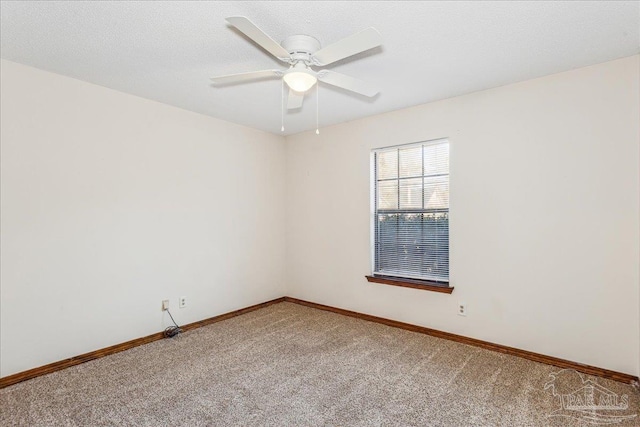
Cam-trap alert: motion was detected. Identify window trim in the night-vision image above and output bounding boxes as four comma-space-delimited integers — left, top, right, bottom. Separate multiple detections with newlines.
365, 275, 454, 294
369, 138, 452, 292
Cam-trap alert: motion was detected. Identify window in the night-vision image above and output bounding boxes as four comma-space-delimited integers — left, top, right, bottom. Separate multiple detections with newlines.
371, 139, 450, 287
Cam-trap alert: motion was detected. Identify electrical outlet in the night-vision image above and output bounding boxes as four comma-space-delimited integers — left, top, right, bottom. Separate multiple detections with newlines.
179, 296, 187, 308
162, 300, 169, 311
458, 302, 467, 316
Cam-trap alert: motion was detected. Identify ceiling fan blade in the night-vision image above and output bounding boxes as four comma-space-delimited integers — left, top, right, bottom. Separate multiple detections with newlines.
226, 16, 291, 62
317, 70, 379, 97
287, 89, 304, 110
210, 70, 281, 85
312, 27, 382, 66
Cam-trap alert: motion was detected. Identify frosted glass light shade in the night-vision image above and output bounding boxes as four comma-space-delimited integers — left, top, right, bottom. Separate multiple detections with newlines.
283, 70, 317, 92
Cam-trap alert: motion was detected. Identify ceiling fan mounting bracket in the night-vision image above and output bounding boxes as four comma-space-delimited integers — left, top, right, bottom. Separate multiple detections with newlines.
281, 35, 321, 61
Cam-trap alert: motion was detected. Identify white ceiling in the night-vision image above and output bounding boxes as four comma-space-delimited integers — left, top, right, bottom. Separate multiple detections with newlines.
1, 1, 639, 136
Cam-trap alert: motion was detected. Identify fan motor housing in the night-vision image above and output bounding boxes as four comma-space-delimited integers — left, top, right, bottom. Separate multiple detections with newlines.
281, 35, 321, 61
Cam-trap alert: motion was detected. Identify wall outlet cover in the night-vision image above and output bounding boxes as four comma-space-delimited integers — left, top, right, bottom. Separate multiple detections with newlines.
458, 302, 467, 316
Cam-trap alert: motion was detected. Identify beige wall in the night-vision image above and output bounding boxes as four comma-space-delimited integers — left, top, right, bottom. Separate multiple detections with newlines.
2, 55, 638, 379
285, 56, 640, 376
0, 60, 287, 377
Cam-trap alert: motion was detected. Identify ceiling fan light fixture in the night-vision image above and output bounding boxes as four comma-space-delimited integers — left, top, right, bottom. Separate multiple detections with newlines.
212, 17, 383, 121
283, 68, 317, 93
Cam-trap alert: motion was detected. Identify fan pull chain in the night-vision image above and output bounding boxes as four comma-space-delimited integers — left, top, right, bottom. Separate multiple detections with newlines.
315, 83, 320, 135
281, 79, 285, 132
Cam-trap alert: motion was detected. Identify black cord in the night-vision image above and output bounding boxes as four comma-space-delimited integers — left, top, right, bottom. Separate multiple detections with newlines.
164, 308, 182, 338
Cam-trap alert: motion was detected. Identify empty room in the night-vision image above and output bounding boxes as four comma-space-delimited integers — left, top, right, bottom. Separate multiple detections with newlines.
1, 1, 639, 426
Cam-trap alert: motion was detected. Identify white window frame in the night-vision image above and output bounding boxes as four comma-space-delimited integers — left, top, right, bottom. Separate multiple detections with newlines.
370, 138, 450, 285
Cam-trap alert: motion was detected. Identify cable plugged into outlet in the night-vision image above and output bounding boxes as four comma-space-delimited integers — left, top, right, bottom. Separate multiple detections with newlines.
458, 302, 467, 317
162, 300, 169, 311
164, 308, 182, 338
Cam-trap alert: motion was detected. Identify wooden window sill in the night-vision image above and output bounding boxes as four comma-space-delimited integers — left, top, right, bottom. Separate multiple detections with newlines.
365, 275, 454, 294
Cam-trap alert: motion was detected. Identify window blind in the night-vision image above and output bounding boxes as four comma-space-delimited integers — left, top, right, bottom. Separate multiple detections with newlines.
373, 139, 449, 283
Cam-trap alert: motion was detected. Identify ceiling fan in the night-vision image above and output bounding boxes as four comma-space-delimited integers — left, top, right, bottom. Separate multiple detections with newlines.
211, 17, 383, 110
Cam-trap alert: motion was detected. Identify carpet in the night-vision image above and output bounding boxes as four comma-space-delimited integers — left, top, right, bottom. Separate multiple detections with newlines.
1, 302, 638, 426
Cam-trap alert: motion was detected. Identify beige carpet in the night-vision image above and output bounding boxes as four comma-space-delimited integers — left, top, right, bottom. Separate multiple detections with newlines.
1, 302, 638, 426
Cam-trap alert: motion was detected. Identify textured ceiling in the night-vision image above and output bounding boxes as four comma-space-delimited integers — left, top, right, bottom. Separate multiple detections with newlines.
1, 1, 639, 135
